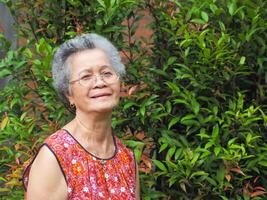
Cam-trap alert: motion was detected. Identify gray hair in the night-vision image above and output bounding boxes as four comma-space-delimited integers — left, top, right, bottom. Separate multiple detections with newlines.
52, 33, 126, 104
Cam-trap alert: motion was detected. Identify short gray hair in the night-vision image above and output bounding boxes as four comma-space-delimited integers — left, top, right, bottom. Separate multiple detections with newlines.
52, 33, 126, 104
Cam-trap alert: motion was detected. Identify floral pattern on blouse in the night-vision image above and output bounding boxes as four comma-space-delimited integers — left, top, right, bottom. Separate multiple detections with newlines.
23, 129, 136, 200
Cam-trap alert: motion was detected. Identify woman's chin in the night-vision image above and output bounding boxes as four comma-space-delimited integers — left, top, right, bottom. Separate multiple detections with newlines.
88, 103, 118, 113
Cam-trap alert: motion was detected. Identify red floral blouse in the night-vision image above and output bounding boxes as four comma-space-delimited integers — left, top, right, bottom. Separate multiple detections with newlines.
23, 129, 136, 199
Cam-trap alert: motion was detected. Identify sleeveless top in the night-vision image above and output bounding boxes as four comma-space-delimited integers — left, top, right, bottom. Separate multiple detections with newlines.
22, 129, 136, 199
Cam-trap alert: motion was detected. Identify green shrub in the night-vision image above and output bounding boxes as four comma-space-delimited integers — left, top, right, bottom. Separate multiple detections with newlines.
0, 0, 266, 199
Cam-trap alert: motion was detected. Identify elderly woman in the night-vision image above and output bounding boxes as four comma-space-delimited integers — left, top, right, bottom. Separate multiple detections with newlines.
23, 33, 140, 199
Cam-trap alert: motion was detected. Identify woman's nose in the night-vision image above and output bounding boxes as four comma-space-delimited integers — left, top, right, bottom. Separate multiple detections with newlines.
92, 74, 106, 87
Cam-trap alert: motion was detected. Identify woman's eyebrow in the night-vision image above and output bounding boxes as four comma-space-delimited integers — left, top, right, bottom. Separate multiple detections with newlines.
99, 65, 112, 70
79, 65, 112, 74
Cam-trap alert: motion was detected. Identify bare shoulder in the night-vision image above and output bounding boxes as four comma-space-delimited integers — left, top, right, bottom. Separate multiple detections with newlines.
27, 145, 67, 200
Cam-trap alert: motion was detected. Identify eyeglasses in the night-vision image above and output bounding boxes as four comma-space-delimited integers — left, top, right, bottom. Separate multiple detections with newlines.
69, 70, 120, 87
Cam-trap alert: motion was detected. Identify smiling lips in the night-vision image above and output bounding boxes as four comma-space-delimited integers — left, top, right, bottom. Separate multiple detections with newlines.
90, 93, 112, 98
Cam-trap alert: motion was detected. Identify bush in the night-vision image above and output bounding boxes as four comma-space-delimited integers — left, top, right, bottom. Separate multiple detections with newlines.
0, 0, 266, 199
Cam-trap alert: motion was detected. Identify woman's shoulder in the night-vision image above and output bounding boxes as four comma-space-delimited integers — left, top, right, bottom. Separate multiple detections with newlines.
45, 129, 69, 140
22, 130, 70, 192
45, 129, 74, 146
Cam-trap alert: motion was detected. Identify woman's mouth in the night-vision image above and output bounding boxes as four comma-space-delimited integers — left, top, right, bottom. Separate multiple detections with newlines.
90, 93, 111, 98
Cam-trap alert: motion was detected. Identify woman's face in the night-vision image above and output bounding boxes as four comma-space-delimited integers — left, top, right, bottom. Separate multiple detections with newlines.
66, 48, 121, 114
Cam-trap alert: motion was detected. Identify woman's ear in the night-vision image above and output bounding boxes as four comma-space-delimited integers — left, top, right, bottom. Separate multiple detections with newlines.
64, 90, 73, 105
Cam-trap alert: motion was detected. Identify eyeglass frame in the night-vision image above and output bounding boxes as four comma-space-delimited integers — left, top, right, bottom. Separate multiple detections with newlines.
69, 69, 120, 87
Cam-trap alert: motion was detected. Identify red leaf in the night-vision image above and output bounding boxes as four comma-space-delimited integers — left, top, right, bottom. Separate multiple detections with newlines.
254, 186, 265, 191
135, 131, 145, 140
253, 176, 260, 183
128, 85, 138, 96
230, 168, 245, 176
15, 157, 20, 165
249, 191, 266, 197
35, 28, 45, 33
141, 155, 152, 170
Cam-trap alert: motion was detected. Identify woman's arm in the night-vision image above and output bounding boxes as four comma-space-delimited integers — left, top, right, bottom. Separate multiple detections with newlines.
27, 145, 67, 200
135, 161, 140, 200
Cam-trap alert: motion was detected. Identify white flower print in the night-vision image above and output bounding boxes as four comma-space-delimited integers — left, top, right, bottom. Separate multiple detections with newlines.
104, 173, 109, 179
83, 186, 89, 193
71, 159, 76, 164
111, 188, 115, 194
120, 187, 125, 192
68, 187, 72, 193
99, 192, 104, 197
114, 176, 118, 182
92, 184, 97, 190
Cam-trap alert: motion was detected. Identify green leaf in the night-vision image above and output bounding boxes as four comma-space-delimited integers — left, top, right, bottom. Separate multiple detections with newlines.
123, 102, 137, 110
205, 177, 217, 186
0, 69, 11, 78
159, 143, 168, 153
243, 117, 262, 126
201, 11, 209, 22
175, 148, 183, 160
174, 99, 189, 106
123, 140, 144, 148
0, 188, 10, 192
167, 56, 177, 66
191, 97, 200, 114
212, 124, 219, 141
214, 146, 221, 156
166, 100, 172, 113
96, 0, 106, 8
134, 148, 142, 163
165, 82, 180, 93
166, 146, 176, 160
190, 153, 200, 165
228, 2, 236, 16
220, 195, 229, 200
110, 0, 116, 8
209, 4, 218, 14
181, 114, 195, 122
168, 117, 180, 130
228, 137, 238, 146
216, 165, 225, 185
239, 56, 246, 65
20, 112, 27, 121
258, 161, 267, 167
1, 116, 9, 130
191, 18, 206, 25
197, 128, 210, 139
190, 171, 208, 178
140, 106, 146, 117
205, 141, 214, 149
152, 159, 167, 172
218, 21, 225, 31
149, 68, 168, 77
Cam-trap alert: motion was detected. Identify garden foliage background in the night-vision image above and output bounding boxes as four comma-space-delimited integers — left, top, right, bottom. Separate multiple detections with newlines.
0, 0, 267, 199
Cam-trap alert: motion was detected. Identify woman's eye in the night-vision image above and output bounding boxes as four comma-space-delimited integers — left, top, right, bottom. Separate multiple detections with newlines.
81, 75, 92, 80
102, 72, 113, 77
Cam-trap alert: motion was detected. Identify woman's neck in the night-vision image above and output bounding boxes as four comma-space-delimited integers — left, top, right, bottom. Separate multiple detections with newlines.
64, 110, 114, 157
75, 110, 112, 142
